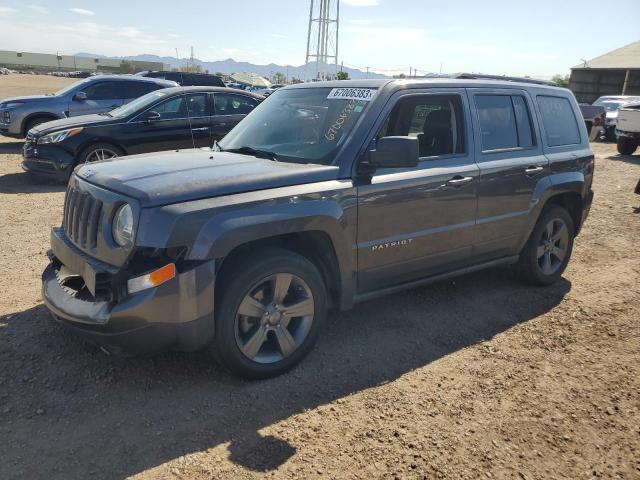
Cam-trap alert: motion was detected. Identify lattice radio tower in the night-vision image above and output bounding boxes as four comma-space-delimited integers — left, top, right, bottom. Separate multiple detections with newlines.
304, 0, 340, 81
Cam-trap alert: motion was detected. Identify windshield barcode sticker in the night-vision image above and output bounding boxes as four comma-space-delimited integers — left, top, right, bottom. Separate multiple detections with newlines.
327, 88, 376, 101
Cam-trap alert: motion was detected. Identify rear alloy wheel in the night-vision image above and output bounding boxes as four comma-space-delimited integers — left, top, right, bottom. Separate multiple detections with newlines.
516, 205, 575, 286
617, 136, 638, 156
536, 218, 569, 276
213, 249, 326, 379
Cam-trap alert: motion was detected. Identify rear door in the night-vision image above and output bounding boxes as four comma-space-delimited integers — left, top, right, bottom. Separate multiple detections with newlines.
68, 81, 123, 116
356, 89, 479, 293
468, 88, 548, 261
125, 92, 210, 154
211, 92, 259, 142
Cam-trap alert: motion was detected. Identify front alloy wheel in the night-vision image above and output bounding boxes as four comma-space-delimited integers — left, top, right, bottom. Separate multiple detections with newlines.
235, 273, 315, 364
213, 248, 326, 379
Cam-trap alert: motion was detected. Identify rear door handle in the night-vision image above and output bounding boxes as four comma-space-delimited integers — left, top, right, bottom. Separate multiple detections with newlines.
445, 176, 473, 187
192, 127, 210, 132
525, 166, 544, 175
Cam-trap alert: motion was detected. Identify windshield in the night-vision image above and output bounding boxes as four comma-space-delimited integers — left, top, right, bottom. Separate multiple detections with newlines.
219, 87, 376, 164
109, 90, 170, 118
594, 97, 640, 111
53, 78, 91, 96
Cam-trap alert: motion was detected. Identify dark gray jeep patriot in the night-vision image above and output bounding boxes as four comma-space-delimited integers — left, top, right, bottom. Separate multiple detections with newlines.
42, 78, 594, 378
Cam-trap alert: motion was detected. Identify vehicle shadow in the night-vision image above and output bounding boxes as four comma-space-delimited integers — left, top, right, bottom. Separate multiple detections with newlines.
0, 268, 571, 479
605, 152, 640, 165
0, 141, 23, 154
0, 172, 65, 194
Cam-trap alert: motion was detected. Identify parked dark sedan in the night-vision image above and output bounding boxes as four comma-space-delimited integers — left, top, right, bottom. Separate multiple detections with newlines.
22, 86, 263, 180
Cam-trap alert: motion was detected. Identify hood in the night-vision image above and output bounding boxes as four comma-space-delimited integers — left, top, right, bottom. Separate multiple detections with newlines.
31, 114, 113, 136
76, 149, 340, 207
0, 94, 54, 105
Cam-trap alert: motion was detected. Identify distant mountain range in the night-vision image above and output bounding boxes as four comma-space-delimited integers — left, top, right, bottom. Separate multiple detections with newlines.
74, 52, 388, 80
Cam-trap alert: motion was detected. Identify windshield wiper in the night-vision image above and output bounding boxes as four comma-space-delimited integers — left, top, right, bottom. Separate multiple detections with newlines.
98, 111, 112, 117
222, 146, 278, 162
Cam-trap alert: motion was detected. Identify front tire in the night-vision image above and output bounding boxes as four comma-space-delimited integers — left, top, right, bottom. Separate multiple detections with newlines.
213, 249, 327, 379
617, 136, 638, 155
516, 205, 575, 286
77, 142, 124, 165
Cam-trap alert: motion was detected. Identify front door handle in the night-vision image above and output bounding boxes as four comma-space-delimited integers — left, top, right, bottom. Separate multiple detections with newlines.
524, 166, 544, 175
445, 176, 473, 187
191, 127, 210, 132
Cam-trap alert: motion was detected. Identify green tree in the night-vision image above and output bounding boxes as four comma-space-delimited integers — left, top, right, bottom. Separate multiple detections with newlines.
336, 71, 349, 80
273, 72, 286, 84
551, 74, 570, 87
215, 72, 225, 77
120, 60, 135, 74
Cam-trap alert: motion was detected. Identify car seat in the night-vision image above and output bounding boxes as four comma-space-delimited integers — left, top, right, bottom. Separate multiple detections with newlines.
418, 109, 453, 157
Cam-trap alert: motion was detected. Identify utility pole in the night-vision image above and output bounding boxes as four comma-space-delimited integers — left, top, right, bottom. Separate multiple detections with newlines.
366, 66, 369, 79
190, 46, 194, 73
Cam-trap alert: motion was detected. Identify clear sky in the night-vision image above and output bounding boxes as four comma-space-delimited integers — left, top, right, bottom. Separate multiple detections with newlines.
1, 0, 639, 77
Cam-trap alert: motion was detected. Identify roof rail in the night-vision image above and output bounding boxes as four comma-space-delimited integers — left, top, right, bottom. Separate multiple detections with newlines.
452, 73, 558, 87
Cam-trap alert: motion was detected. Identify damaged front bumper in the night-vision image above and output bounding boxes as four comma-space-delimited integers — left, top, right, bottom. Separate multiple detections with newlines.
42, 227, 216, 355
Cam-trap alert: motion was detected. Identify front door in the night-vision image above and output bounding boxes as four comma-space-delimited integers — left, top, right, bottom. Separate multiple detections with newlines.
468, 89, 549, 261
125, 92, 211, 155
356, 90, 479, 293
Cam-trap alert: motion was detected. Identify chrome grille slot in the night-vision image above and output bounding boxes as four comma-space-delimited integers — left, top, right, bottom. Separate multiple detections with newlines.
62, 186, 103, 250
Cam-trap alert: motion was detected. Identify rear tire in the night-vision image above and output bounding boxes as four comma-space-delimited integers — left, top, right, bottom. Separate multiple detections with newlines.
516, 205, 575, 286
212, 248, 327, 379
617, 136, 638, 155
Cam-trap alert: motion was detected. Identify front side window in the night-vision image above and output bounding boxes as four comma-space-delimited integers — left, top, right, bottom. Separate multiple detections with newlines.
81, 82, 119, 101
218, 87, 375, 165
378, 94, 465, 158
537, 95, 581, 147
214, 93, 258, 115
110, 90, 169, 118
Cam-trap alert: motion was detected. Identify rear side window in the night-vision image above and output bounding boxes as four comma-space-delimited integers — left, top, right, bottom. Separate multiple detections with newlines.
475, 94, 535, 151
214, 93, 258, 115
537, 95, 581, 146
123, 81, 161, 99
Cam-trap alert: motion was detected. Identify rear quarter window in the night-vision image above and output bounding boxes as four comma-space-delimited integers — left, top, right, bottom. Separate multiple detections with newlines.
536, 95, 581, 147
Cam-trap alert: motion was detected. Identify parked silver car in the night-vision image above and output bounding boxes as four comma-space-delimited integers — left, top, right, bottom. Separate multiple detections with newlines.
0, 75, 177, 138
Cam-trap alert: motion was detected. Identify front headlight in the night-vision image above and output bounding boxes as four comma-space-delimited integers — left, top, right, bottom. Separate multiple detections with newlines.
112, 204, 134, 247
37, 127, 83, 144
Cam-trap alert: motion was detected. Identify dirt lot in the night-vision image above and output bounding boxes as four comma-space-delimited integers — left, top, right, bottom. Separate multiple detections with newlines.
0, 75, 639, 480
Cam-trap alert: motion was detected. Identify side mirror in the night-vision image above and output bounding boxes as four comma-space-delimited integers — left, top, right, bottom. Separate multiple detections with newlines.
144, 111, 161, 123
369, 136, 419, 169
73, 91, 87, 101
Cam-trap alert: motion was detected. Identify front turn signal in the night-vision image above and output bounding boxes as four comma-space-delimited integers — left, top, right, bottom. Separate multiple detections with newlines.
127, 263, 176, 294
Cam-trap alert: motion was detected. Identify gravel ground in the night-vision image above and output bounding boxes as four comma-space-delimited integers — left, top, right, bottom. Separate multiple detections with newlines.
0, 75, 639, 480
